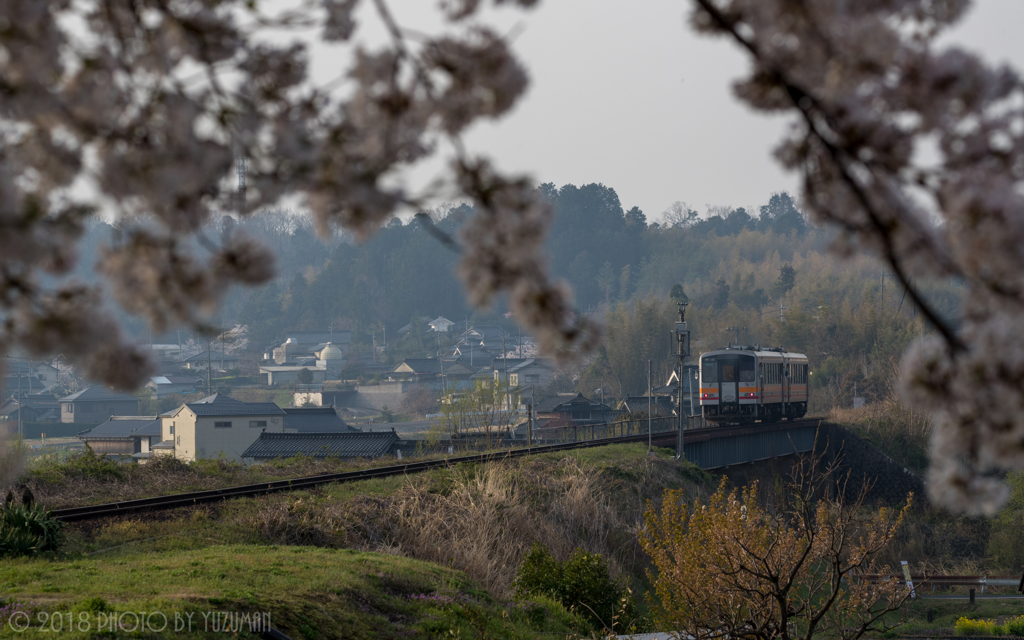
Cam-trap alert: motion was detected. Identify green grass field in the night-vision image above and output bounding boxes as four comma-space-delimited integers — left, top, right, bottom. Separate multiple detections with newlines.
0, 545, 583, 639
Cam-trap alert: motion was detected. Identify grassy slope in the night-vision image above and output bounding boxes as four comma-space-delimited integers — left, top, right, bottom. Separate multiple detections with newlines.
7, 444, 708, 638
0, 546, 582, 639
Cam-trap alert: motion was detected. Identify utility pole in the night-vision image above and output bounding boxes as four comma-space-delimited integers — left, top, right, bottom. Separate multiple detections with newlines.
779, 300, 788, 321
236, 154, 247, 213
725, 325, 745, 346
674, 302, 690, 460
437, 333, 447, 398
527, 402, 532, 446
501, 333, 510, 416
206, 338, 213, 396
17, 373, 22, 439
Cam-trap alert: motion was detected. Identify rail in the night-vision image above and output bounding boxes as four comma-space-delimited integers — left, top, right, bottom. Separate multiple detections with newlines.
51, 418, 822, 523
50, 435, 654, 523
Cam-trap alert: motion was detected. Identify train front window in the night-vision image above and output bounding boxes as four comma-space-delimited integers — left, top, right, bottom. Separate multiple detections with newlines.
739, 356, 755, 382
721, 362, 736, 382
702, 358, 717, 384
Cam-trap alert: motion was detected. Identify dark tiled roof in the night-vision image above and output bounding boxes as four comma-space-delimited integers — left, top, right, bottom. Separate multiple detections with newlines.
186, 393, 284, 417
60, 386, 139, 403
181, 350, 238, 363
534, 393, 610, 413
283, 407, 358, 433
80, 416, 160, 439
242, 431, 397, 460
0, 393, 58, 411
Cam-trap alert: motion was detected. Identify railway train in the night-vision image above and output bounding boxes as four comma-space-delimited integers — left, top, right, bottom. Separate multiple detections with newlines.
699, 345, 809, 425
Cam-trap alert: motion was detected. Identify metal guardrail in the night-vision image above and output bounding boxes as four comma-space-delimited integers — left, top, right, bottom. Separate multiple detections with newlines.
862, 574, 1024, 593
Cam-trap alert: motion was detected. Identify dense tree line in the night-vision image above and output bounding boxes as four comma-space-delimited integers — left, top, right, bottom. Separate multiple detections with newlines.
103, 181, 960, 412
230, 185, 821, 353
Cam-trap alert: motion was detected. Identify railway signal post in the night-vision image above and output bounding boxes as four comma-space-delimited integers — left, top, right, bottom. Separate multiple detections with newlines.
674, 302, 690, 460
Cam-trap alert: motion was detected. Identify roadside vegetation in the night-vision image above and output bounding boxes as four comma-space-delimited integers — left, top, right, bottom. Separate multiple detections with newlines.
4, 444, 706, 637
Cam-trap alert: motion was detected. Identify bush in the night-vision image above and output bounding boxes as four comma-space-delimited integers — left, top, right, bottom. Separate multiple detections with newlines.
1007, 616, 1024, 636
31, 444, 124, 483
0, 504, 63, 557
512, 543, 638, 634
955, 617, 1000, 636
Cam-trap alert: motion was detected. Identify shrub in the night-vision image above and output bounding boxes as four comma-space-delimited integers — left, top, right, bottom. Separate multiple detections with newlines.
0, 504, 62, 557
32, 444, 124, 483
955, 617, 999, 636
512, 543, 638, 634
1007, 616, 1024, 637
513, 543, 562, 600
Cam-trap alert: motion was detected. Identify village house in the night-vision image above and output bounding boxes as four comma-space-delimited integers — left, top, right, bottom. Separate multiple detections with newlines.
491, 358, 555, 389
155, 393, 285, 463
534, 393, 615, 429
78, 416, 161, 459
60, 386, 140, 423
390, 358, 477, 383
260, 342, 344, 384
179, 350, 240, 372
145, 375, 203, 398
267, 330, 352, 364
428, 316, 455, 333
2, 360, 59, 392
0, 375, 48, 399
0, 393, 60, 424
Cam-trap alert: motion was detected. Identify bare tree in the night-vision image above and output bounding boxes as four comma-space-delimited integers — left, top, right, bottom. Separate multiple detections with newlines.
687, 0, 1024, 512
641, 451, 912, 640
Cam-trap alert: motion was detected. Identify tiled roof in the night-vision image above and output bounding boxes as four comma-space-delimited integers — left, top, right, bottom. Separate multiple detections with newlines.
283, 407, 358, 433
394, 358, 442, 374
242, 431, 397, 460
534, 393, 606, 413
80, 416, 160, 439
180, 350, 238, 363
59, 386, 139, 403
0, 393, 58, 411
186, 393, 284, 417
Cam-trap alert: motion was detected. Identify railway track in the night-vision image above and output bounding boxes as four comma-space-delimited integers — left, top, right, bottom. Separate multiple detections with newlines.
51, 418, 821, 523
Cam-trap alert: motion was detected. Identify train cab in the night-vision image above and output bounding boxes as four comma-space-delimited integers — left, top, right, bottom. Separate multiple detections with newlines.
700, 346, 809, 425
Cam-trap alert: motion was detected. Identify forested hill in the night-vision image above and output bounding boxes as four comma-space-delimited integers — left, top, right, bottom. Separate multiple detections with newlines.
233, 184, 824, 348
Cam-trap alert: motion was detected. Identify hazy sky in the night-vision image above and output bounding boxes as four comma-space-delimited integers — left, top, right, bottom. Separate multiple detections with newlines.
337, 1, 1024, 224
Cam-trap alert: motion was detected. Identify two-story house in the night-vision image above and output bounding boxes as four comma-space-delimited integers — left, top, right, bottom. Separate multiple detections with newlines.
156, 393, 285, 462
60, 386, 140, 423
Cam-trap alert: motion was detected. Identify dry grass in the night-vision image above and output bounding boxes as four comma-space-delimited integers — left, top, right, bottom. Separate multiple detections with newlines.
229, 447, 708, 598
26, 451, 449, 508
830, 393, 932, 474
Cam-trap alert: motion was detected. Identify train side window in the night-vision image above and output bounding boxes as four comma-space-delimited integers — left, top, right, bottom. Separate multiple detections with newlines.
739, 356, 755, 382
